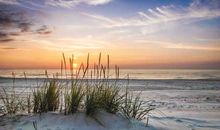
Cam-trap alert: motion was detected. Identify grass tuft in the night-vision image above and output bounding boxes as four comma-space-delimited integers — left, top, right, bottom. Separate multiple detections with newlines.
98, 85, 123, 114
85, 87, 100, 116
65, 84, 85, 114
0, 73, 24, 115
0, 87, 24, 115
120, 88, 154, 120
33, 80, 60, 113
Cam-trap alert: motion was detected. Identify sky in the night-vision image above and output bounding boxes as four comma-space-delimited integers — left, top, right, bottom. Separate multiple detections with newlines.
0, 0, 220, 69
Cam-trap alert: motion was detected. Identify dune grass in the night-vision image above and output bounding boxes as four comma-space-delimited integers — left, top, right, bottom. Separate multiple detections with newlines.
0, 53, 154, 122
0, 87, 23, 115
64, 84, 85, 114
98, 85, 124, 114
120, 88, 154, 120
83, 53, 124, 116
85, 86, 100, 116
0, 73, 25, 115
33, 80, 60, 113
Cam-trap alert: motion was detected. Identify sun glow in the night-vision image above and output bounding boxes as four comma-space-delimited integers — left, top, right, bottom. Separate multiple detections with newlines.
0, 0, 219, 69
73, 63, 78, 68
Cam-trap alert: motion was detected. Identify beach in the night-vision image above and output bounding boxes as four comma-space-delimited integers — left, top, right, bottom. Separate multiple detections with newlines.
0, 69, 220, 130
1, 0, 220, 129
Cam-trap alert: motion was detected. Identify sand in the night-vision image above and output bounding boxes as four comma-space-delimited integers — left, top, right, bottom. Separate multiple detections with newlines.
0, 78, 220, 130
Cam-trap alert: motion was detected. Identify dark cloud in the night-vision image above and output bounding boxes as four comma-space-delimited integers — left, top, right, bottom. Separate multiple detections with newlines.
0, 8, 30, 29
0, 38, 15, 42
0, 7, 32, 42
0, 32, 16, 42
19, 22, 32, 32
0, 32, 8, 38
0, 15, 12, 27
36, 25, 52, 35
0, 2, 52, 43
1, 47, 16, 50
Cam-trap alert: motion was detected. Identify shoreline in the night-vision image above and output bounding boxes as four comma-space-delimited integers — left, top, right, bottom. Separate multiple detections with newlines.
1, 76, 220, 81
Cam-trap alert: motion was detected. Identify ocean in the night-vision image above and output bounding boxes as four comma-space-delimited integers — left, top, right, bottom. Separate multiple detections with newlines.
0, 69, 220, 90
0, 69, 220, 79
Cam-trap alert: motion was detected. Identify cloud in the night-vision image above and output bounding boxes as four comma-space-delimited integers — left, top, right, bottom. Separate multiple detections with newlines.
134, 39, 220, 51
81, 12, 117, 24
19, 22, 32, 32
0, 38, 15, 42
36, 25, 52, 35
0, 8, 31, 42
82, 0, 220, 28
1, 47, 16, 50
189, 0, 220, 10
0, 0, 114, 8
0, 32, 16, 43
87, 0, 112, 5
46, 0, 113, 8
0, 0, 19, 5
0, 2, 52, 42
165, 43, 220, 51
26, 37, 107, 51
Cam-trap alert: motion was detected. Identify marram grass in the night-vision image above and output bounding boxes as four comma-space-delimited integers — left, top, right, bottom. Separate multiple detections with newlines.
0, 53, 154, 121
33, 80, 60, 113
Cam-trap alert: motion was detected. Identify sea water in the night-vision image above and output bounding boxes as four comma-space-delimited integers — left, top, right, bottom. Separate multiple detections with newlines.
0, 69, 220, 79
0, 69, 220, 90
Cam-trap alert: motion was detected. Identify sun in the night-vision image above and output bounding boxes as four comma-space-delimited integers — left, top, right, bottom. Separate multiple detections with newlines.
73, 63, 78, 68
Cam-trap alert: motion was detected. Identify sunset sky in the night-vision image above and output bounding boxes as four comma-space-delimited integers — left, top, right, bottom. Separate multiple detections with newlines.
0, 0, 220, 69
